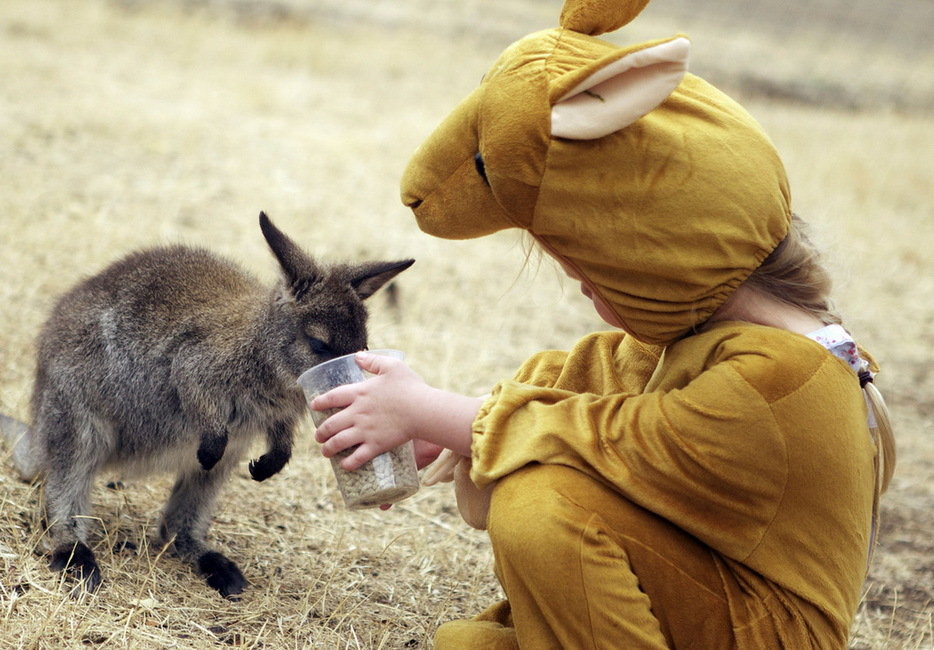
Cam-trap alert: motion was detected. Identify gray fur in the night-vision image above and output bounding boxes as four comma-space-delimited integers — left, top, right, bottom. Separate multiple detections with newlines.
7, 212, 413, 597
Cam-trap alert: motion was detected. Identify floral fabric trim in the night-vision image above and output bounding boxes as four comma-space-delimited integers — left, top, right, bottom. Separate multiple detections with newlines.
806, 324, 870, 375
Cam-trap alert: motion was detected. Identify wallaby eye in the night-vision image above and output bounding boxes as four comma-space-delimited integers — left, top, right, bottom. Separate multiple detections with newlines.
474, 152, 490, 186
306, 336, 331, 356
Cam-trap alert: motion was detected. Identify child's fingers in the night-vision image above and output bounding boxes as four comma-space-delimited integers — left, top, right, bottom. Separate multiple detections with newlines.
337, 442, 381, 471
309, 384, 356, 412
313, 406, 356, 444
413, 440, 445, 469
313, 418, 335, 443
421, 448, 461, 486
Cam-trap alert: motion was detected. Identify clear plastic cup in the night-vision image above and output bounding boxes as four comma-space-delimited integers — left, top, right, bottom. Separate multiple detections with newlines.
297, 349, 419, 509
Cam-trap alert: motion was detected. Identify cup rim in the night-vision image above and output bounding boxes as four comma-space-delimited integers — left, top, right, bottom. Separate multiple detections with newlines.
297, 348, 404, 385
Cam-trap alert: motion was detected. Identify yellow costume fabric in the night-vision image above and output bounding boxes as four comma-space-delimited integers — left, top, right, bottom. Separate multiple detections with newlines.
455, 324, 876, 647
399, 0, 879, 646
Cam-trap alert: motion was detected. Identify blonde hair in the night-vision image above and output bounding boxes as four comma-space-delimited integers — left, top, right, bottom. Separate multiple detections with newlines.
744, 214, 842, 326
857, 377, 896, 567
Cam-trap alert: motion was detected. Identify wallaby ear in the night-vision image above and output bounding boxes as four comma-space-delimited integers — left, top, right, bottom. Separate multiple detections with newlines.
259, 212, 320, 301
550, 37, 690, 140
350, 259, 415, 300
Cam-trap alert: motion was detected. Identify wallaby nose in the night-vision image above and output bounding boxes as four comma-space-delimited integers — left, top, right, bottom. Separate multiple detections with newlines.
406, 198, 423, 209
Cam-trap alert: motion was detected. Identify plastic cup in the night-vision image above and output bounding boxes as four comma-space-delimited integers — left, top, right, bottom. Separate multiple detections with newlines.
297, 349, 419, 509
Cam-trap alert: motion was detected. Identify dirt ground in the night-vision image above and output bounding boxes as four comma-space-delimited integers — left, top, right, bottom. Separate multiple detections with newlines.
0, 1, 931, 648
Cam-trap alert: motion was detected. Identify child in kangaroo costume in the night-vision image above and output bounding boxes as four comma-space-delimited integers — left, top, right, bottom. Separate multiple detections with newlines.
312, 0, 895, 646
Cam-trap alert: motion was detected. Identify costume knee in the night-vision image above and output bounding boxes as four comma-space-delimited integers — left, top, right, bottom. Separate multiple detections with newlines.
488, 463, 661, 569
487, 464, 743, 649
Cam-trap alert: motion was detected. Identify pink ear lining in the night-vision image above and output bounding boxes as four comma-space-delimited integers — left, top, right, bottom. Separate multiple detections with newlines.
551, 37, 690, 140
555, 38, 690, 102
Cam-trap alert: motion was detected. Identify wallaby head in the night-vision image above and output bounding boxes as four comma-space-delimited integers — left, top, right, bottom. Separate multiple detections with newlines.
259, 212, 414, 379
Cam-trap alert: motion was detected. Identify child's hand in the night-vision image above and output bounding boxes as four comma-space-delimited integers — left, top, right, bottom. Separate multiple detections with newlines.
453, 457, 494, 530
413, 440, 446, 470
312, 351, 428, 471
421, 448, 460, 485
312, 351, 482, 472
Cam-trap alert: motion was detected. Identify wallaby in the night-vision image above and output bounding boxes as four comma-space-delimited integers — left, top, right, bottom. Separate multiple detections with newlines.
1, 212, 413, 597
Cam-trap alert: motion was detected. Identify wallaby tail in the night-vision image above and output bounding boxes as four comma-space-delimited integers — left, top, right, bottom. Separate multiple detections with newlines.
0, 413, 41, 482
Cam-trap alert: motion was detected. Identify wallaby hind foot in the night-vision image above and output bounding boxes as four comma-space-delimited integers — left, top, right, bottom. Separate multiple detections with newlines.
49, 542, 102, 593
198, 551, 247, 599
158, 459, 249, 599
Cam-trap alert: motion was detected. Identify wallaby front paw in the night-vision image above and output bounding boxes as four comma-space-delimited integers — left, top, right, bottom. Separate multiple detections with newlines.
198, 551, 247, 599
197, 432, 228, 471
50, 542, 102, 592
248, 449, 290, 481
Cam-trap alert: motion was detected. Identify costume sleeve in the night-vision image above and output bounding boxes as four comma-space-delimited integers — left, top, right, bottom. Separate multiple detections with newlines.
512, 330, 662, 394
471, 348, 790, 559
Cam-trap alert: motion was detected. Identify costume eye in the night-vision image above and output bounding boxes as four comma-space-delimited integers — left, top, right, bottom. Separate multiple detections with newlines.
474, 152, 490, 186
306, 336, 331, 356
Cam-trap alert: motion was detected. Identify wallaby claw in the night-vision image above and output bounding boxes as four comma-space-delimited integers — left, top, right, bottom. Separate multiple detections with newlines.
198, 551, 247, 599
50, 542, 102, 593
197, 432, 228, 471
248, 449, 290, 482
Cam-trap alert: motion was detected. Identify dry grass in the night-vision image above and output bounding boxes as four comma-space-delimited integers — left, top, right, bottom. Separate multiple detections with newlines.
0, 1, 931, 648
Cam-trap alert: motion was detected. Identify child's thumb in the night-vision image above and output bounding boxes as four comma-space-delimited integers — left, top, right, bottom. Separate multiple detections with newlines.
355, 350, 391, 374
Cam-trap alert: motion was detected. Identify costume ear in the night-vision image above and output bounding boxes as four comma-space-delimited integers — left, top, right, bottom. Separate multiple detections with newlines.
560, 0, 650, 36
551, 37, 690, 140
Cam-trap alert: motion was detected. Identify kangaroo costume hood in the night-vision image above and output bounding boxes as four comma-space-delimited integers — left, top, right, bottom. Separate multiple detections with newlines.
401, 0, 791, 345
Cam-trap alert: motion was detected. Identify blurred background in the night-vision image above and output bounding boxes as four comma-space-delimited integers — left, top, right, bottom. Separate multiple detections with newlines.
1, 1, 931, 647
